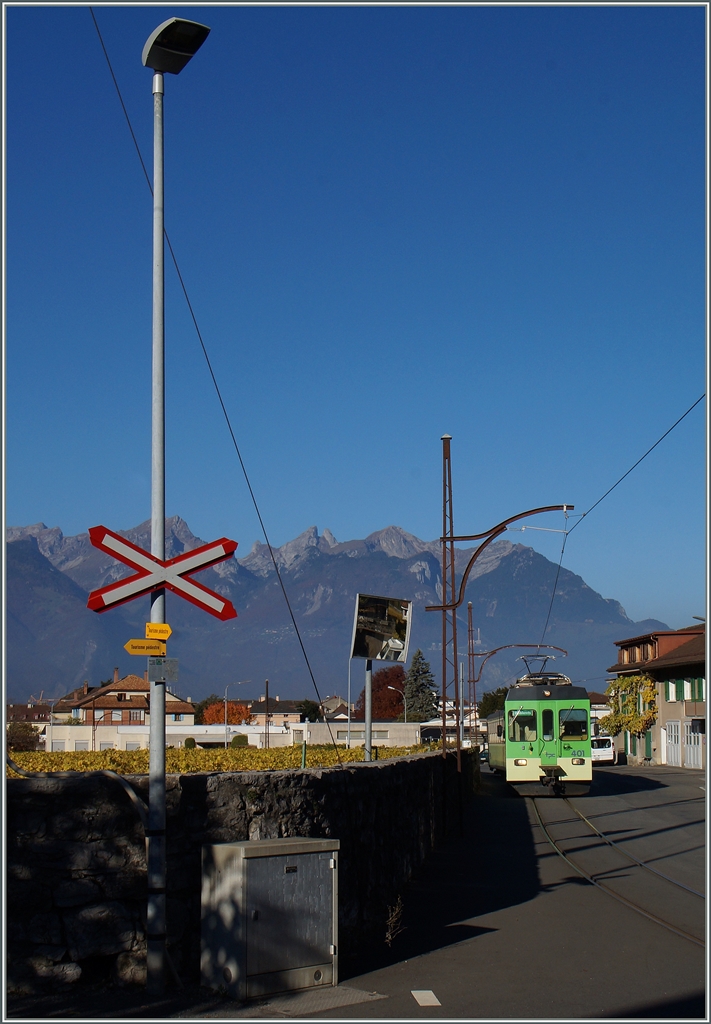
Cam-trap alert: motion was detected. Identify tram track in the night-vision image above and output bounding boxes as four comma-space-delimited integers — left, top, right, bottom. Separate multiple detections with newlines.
529, 796, 705, 948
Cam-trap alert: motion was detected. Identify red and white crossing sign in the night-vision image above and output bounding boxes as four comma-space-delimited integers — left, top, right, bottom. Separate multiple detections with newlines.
86, 526, 238, 620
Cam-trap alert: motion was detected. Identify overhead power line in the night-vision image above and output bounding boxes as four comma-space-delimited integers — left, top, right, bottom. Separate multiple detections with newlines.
567, 394, 705, 536
540, 394, 705, 643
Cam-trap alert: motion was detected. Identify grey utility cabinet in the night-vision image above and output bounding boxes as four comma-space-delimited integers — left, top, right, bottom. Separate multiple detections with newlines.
201, 837, 339, 1001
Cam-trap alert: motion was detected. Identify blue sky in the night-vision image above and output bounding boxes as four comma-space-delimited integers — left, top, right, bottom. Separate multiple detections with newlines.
5, 4, 706, 630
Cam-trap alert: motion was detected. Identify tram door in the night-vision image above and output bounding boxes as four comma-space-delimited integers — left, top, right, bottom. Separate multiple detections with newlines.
539, 707, 558, 767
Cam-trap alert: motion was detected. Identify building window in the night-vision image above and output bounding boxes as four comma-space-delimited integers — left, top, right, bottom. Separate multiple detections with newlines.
94, 710, 104, 722
99, 742, 114, 751
125, 742, 141, 751
74, 741, 89, 751
51, 740, 65, 752
72, 708, 81, 718
130, 710, 142, 722
112, 710, 122, 722
171, 713, 183, 722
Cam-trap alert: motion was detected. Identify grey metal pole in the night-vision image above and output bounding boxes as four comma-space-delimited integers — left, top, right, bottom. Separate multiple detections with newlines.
265, 679, 269, 749
347, 659, 351, 749
463, 659, 467, 749
147, 68, 167, 998
364, 660, 372, 762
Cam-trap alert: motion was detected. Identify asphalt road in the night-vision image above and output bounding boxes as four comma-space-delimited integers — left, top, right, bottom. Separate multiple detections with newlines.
310, 764, 706, 1020
6, 765, 706, 1020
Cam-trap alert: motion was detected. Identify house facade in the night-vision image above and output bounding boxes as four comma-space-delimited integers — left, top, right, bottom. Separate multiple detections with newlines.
39, 669, 196, 752
249, 697, 303, 729
607, 624, 705, 769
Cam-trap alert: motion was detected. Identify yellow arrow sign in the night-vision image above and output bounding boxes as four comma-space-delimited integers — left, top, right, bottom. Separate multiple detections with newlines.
145, 622, 172, 641
125, 638, 167, 656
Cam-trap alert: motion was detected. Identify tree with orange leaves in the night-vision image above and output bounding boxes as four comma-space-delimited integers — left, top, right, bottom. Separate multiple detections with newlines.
203, 701, 253, 725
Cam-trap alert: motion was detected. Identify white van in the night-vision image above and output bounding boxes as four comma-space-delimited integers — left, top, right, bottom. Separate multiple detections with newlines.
591, 735, 615, 765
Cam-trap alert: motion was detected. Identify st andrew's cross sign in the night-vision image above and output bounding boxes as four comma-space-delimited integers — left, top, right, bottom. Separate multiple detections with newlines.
86, 526, 238, 620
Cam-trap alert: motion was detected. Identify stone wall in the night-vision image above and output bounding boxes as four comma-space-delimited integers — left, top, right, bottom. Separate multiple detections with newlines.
7, 750, 476, 994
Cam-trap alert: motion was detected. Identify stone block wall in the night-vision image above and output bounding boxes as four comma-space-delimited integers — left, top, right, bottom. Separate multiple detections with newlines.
7, 750, 476, 993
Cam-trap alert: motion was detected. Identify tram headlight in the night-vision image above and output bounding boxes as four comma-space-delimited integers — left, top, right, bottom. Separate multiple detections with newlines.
572, 758, 585, 765
514, 758, 528, 766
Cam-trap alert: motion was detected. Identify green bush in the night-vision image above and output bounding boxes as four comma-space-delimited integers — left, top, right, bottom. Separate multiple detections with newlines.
184, 737, 196, 749
231, 734, 248, 748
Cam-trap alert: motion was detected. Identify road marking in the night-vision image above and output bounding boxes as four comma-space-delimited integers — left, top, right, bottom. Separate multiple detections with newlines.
412, 990, 441, 1006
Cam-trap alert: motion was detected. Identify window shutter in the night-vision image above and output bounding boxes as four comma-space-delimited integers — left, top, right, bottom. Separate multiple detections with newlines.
664, 680, 670, 702
675, 679, 684, 702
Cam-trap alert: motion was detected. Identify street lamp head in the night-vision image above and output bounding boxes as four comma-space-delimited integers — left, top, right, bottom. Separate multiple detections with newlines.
142, 18, 210, 74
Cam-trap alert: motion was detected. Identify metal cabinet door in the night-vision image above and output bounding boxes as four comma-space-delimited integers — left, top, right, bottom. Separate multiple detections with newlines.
246, 852, 334, 976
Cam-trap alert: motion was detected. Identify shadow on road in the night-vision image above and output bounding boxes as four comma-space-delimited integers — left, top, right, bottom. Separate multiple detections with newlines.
602, 991, 706, 1019
587, 766, 667, 797
340, 770, 540, 980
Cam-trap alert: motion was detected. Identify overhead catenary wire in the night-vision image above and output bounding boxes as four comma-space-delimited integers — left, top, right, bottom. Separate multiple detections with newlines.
89, 9, 344, 763
539, 394, 705, 644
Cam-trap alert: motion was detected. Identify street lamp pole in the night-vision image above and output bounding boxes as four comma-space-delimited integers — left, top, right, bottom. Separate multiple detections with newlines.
141, 18, 210, 997
387, 685, 407, 723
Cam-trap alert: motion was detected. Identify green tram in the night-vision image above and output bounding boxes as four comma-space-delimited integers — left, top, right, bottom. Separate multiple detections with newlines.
487, 672, 592, 796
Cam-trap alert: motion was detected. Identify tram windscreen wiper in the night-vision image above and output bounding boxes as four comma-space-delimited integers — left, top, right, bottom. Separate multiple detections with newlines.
559, 705, 575, 734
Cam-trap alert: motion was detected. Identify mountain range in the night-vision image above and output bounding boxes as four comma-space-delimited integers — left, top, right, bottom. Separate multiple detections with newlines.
6, 518, 669, 704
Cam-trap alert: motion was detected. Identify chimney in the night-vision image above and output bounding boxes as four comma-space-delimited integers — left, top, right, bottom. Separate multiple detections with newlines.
83, 680, 89, 695
113, 667, 119, 685
144, 670, 149, 684
275, 695, 279, 701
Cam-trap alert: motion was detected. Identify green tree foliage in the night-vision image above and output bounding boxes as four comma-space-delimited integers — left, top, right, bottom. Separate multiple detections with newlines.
297, 699, 323, 722
354, 665, 407, 720
184, 736, 196, 749
599, 675, 657, 737
193, 694, 222, 725
477, 687, 509, 719
7, 721, 40, 751
231, 734, 248, 747
403, 650, 439, 722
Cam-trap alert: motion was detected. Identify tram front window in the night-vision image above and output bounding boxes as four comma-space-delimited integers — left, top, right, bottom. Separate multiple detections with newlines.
559, 708, 588, 740
509, 709, 537, 742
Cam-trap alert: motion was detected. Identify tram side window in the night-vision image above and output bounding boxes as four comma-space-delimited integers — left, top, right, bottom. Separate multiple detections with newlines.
509, 709, 537, 742
542, 708, 554, 741
559, 708, 588, 740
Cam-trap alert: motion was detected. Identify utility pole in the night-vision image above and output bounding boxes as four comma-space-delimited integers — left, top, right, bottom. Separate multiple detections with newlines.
439, 435, 460, 769
468, 602, 477, 747
428, 436, 573, 773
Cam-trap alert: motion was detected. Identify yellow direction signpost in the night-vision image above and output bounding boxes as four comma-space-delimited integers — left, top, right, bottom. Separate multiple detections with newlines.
125, 638, 167, 656
145, 622, 172, 641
